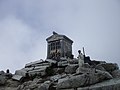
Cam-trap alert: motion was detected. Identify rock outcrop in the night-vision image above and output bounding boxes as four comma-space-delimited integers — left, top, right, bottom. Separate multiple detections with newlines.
0, 58, 120, 90
57, 69, 113, 89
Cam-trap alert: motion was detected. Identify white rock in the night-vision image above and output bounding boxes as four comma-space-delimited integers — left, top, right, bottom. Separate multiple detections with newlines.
15, 70, 27, 77
12, 75, 23, 81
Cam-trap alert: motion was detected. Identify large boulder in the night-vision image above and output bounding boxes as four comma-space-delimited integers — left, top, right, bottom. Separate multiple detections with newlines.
15, 70, 27, 77
14, 70, 28, 82
0, 71, 12, 79
57, 74, 88, 89
0, 75, 7, 85
76, 67, 94, 74
5, 73, 13, 79
95, 64, 106, 71
65, 64, 78, 74
0, 71, 5, 75
77, 78, 120, 90
6, 79, 20, 87
57, 68, 112, 89
25, 59, 47, 67
17, 80, 40, 90
12, 75, 24, 82
28, 65, 49, 77
38, 81, 51, 90
111, 70, 120, 78
97, 63, 119, 73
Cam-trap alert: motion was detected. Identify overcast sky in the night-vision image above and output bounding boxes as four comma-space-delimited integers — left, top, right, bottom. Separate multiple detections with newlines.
0, 0, 120, 73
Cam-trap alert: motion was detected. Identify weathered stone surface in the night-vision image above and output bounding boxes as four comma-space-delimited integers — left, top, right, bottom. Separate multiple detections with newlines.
111, 70, 120, 78
17, 78, 43, 90
1, 57, 119, 90
25, 59, 44, 67
21, 67, 34, 71
45, 59, 57, 64
12, 75, 23, 81
57, 74, 88, 89
50, 74, 62, 82
57, 69, 112, 89
97, 63, 119, 73
33, 78, 43, 84
58, 60, 68, 67
50, 74, 67, 82
34, 65, 50, 70
90, 60, 106, 65
96, 69, 113, 79
15, 66, 48, 79
0, 75, 6, 85
5, 73, 13, 79
28, 69, 45, 77
38, 81, 51, 90
26, 65, 49, 77
95, 64, 106, 71
0, 87, 17, 90
82, 63, 91, 68
65, 64, 78, 74
32, 62, 50, 67
15, 70, 27, 77
17, 80, 39, 90
45, 67, 55, 76
78, 78, 120, 90
60, 57, 67, 61
76, 67, 94, 74
58, 76, 69, 84
67, 58, 78, 64
0, 71, 5, 75
6, 79, 20, 87
17, 60, 50, 78
53, 68, 65, 74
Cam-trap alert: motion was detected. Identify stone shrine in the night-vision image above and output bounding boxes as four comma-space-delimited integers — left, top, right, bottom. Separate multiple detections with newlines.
46, 31, 73, 60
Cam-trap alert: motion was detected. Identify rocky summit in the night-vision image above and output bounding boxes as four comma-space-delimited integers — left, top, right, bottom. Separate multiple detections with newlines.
0, 58, 120, 90
0, 32, 120, 90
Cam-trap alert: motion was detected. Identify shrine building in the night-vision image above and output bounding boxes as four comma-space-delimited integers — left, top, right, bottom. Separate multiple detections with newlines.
46, 32, 73, 60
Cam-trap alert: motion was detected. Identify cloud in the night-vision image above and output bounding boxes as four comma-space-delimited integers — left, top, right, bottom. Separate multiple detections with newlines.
0, 16, 46, 73
0, 0, 120, 73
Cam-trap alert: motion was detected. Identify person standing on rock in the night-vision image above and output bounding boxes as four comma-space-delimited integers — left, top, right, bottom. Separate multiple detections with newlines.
78, 50, 84, 67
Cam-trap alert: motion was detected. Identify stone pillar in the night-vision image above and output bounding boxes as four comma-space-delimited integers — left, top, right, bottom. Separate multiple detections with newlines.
47, 42, 51, 59
60, 39, 64, 57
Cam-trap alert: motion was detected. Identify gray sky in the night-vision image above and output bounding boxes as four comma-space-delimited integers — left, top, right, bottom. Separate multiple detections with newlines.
0, 0, 120, 73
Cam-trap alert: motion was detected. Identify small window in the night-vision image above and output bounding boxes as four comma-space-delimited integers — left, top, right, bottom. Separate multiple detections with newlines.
56, 41, 61, 49
50, 42, 55, 50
